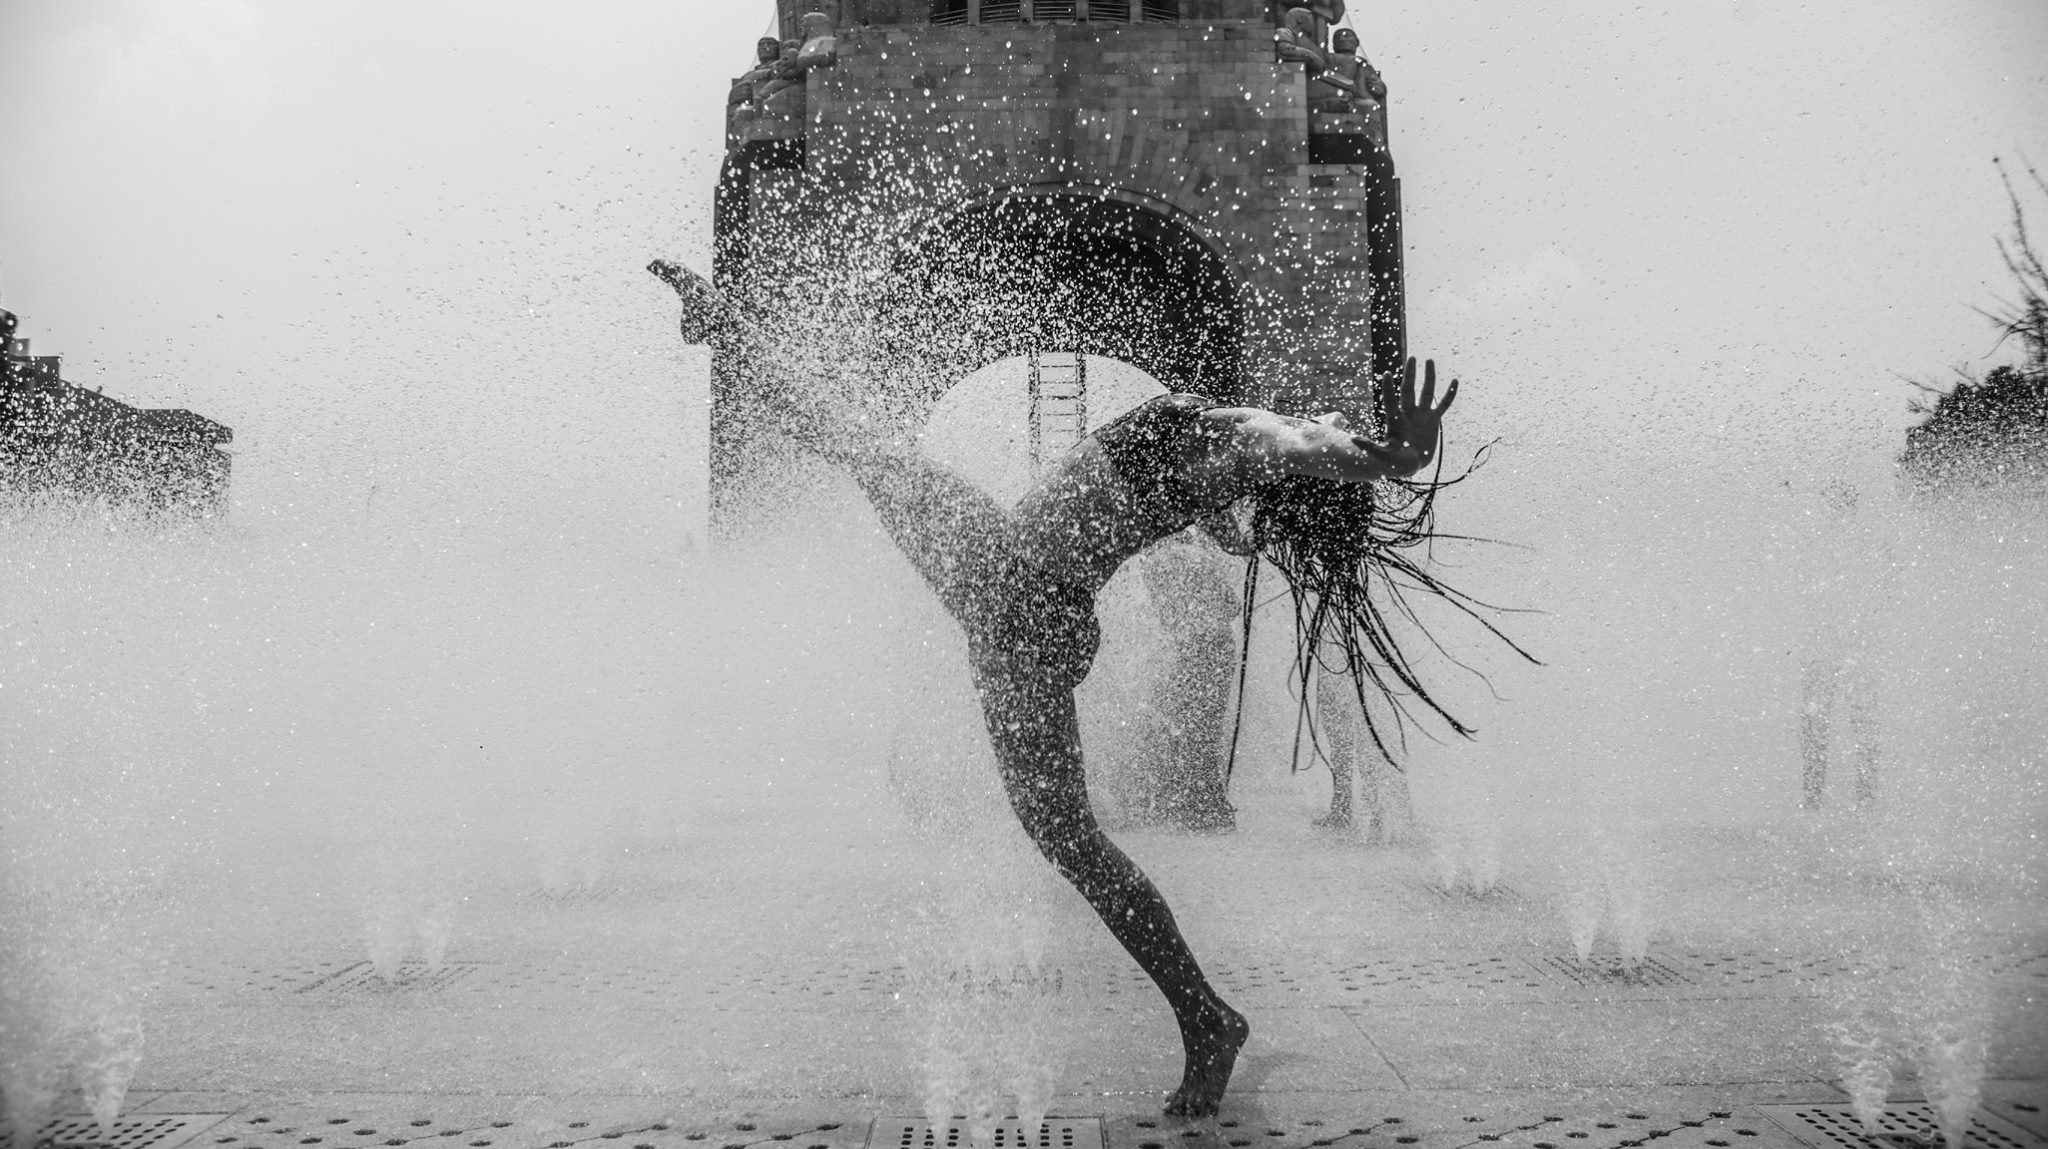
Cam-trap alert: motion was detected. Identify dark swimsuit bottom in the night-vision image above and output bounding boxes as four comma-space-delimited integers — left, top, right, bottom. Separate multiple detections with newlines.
964, 393, 1229, 694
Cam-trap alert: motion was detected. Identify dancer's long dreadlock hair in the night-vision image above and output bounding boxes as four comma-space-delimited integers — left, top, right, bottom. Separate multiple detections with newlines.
1222, 447, 1537, 777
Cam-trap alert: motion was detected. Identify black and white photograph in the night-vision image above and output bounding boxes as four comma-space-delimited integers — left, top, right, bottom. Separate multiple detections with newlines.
3, 1, 2045, 1147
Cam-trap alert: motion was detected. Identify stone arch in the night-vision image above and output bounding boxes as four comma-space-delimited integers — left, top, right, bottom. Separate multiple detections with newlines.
922, 353, 1171, 502
885, 184, 1249, 405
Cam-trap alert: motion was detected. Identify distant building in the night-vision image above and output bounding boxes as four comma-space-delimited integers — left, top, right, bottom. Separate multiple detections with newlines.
1, 308, 232, 516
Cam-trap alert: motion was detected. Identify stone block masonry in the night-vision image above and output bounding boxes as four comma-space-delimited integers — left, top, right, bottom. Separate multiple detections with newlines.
705, 8, 1403, 504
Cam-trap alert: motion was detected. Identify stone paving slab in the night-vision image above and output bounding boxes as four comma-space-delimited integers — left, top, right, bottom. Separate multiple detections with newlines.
1343, 1000, 1840, 1091
18, 1081, 2046, 1149
126, 961, 2047, 1101
56, 1085, 2048, 1149
13, 802, 2045, 1146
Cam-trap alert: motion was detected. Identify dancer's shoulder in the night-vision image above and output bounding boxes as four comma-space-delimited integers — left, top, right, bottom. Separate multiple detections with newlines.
1104, 391, 1217, 425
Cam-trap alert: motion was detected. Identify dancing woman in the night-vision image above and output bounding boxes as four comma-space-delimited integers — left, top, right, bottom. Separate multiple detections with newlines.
659, 264, 1466, 1116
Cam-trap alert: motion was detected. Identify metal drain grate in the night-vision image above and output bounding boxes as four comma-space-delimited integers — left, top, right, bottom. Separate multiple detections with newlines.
1534, 954, 1692, 987
1988, 1096, 2048, 1141
297, 961, 488, 994
1991, 953, 2048, 980
1758, 1104, 2046, 1149
167, 962, 358, 996
866, 1118, 1102, 1149
209, 1113, 866, 1149
1457, 1110, 1801, 1149
1681, 951, 1866, 989
0, 1114, 230, 1149
1332, 955, 1545, 993
1422, 881, 1521, 902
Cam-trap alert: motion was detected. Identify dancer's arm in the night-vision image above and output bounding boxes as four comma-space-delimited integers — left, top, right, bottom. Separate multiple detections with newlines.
1209, 358, 1456, 484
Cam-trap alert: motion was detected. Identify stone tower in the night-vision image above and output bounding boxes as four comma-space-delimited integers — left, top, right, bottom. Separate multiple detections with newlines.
699, 0, 1404, 508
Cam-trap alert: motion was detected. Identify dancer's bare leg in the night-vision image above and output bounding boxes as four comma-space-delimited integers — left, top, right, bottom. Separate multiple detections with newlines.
975, 665, 1249, 1116
656, 264, 1250, 1111
836, 450, 1250, 1115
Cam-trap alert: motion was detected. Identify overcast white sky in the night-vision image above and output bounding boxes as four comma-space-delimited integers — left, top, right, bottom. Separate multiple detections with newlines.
2, 0, 2045, 527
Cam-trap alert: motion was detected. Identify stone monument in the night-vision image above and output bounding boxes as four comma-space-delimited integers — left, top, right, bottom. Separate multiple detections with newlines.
695, 0, 1405, 515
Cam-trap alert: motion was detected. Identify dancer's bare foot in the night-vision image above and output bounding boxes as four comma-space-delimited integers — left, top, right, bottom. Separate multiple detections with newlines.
1163, 1002, 1249, 1117
647, 260, 731, 344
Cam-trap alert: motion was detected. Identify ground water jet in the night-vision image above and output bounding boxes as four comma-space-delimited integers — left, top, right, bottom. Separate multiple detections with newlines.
7, 281, 2043, 1141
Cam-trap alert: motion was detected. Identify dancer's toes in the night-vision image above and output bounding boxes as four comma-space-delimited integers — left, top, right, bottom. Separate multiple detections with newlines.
647, 260, 731, 344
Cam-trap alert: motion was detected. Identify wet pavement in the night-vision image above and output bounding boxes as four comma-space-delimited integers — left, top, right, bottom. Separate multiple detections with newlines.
14, 794, 2048, 1149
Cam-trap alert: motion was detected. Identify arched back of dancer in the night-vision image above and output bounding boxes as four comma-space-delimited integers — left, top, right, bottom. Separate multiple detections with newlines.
660, 265, 1468, 1117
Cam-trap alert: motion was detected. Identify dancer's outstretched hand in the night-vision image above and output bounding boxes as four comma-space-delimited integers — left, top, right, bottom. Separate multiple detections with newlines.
1368, 357, 1457, 478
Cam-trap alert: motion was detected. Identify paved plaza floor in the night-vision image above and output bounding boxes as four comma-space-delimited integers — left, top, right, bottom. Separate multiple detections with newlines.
15, 787, 2043, 1149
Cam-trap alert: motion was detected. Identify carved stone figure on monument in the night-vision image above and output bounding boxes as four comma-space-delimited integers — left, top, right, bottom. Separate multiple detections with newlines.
725, 37, 784, 151
1306, 28, 1366, 112
763, 40, 804, 93
747, 36, 780, 82
1308, 28, 1359, 112
1336, 30, 1388, 145
754, 41, 807, 130
1306, 30, 1387, 143
796, 11, 839, 70
727, 81, 759, 147
1306, 0, 1344, 45
1275, 6, 1327, 73
1334, 28, 1388, 102
1306, 77, 1354, 115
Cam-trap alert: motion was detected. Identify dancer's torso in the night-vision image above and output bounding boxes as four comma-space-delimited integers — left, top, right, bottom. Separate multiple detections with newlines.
1012, 393, 1248, 591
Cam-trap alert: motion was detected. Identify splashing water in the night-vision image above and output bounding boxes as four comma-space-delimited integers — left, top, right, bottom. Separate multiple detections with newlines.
888, 599, 1066, 1138
5, 134, 2046, 1134
1831, 1010, 1894, 1135
0, 483, 719, 1129
1803, 480, 2045, 1135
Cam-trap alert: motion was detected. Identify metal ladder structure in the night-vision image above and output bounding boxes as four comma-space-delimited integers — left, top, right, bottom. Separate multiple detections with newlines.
1027, 351, 1089, 473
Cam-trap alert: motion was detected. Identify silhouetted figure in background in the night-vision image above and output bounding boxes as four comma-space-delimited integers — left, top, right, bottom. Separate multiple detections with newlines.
1132, 528, 1243, 832
1797, 478, 1882, 810
1314, 663, 1418, 842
